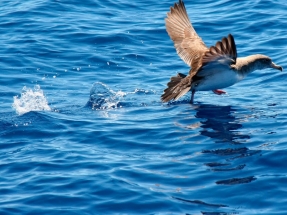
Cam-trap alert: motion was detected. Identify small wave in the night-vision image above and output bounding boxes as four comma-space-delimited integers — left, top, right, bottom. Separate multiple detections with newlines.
12, 85, 51, 115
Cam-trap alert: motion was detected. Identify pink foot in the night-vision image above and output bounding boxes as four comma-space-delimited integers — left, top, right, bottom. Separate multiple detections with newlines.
212, 89, 226, 95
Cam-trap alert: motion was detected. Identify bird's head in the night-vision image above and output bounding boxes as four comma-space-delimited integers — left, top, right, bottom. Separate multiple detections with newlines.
253, 54, 283, 72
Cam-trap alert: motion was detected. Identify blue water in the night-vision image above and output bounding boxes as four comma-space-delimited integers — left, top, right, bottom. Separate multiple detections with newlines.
1, 0, 287, 214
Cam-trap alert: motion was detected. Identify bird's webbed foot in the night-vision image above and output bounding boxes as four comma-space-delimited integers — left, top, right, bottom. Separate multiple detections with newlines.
212, 89, 226, 95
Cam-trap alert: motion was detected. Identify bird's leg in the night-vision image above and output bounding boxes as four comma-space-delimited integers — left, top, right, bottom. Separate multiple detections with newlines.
212, 89, 226, 95
190, 89, 195, 104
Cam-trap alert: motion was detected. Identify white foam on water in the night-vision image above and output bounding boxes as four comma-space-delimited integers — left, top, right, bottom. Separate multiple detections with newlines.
12, 85, 51, 115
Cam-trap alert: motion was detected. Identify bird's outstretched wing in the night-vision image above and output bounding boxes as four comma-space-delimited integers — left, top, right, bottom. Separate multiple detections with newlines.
165, 0, 208, 68
202, 34, 237, 65
195, 34, 237, 77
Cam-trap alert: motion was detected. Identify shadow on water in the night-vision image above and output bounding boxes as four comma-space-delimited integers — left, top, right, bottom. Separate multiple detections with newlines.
173, 103, 261, 214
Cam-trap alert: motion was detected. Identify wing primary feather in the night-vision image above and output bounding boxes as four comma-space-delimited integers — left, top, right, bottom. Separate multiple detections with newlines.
201, 34, 237, 65
165, 0, 208, 66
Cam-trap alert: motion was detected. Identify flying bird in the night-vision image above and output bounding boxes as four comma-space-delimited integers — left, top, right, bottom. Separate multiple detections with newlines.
161, 0, 283, 103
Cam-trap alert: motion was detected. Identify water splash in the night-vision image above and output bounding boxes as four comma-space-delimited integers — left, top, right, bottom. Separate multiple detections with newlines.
88, 82, 125, 110
12, 85, 51, 115
87, 82, 157, 110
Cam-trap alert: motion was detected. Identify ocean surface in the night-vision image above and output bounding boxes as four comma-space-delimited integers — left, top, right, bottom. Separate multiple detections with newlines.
1, 0, 287, 214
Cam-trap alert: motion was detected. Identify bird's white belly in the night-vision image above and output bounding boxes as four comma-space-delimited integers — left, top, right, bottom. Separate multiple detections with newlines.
195, 69, 244, 91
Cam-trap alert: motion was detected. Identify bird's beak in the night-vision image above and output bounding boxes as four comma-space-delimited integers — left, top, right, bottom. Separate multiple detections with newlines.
271, 62, 283, 71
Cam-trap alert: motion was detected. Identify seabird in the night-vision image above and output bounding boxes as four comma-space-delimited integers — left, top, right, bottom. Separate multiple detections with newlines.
161, 0, 283, 103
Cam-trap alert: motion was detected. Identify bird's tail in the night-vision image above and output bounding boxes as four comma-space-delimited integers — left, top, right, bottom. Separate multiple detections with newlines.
161, 73, 191, 102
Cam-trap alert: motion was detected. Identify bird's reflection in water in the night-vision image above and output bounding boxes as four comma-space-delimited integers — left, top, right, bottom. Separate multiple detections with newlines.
176, 103, 260, 182
192, 103, 260, 168
193, 104, 249, 144
172, 103, 260, 212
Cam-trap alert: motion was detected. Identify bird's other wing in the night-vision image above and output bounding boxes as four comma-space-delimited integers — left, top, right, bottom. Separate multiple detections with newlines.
165, 0, 208, 67
196, 34, 237, 77
202, 34, 237, 65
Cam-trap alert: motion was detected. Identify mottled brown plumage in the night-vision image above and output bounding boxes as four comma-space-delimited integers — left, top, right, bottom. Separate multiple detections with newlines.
162, 0, 283, 103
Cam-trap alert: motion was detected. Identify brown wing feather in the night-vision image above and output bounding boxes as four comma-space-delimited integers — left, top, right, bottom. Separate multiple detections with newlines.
165, 0, 208, 67
202, 34, 237, 65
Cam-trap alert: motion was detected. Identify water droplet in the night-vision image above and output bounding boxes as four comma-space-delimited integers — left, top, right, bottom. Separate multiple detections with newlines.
34, 85, 40, 91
